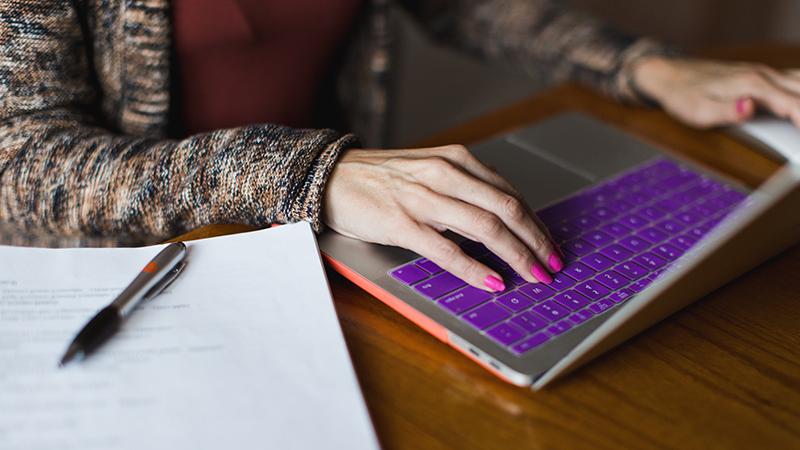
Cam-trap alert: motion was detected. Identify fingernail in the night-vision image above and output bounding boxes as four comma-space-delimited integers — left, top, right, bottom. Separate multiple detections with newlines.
531, 263, 553, 284
484, 275, 506, 292
548, 253, 564, 272
736, 97, 749, 116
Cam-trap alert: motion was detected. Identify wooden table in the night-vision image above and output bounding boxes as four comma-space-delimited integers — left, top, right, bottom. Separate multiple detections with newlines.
176, 47, 800, 449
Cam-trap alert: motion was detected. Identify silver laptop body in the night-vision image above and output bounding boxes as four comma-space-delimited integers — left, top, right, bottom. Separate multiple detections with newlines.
319, 112, 800, 389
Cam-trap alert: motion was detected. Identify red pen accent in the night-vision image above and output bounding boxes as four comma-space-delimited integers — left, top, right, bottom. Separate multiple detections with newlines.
142, 261, 159, 273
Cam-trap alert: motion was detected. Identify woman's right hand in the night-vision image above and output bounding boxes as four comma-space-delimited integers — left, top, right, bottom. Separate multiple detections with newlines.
322, 145, 564, 293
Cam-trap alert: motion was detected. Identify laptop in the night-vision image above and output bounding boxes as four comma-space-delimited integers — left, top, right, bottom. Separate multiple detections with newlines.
318, 112, 800, 389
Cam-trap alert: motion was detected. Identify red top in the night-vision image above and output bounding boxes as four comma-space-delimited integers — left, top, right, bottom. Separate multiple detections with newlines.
172, 0, 361, 135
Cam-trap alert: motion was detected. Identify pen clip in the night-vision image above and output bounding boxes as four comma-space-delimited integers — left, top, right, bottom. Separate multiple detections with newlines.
144, 260, 187, 300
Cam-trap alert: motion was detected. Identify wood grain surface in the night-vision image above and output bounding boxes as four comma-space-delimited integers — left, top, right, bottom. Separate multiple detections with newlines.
173, 47, 800, 450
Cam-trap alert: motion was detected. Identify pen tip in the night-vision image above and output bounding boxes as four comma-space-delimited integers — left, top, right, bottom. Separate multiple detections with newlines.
58, 343, 82, 368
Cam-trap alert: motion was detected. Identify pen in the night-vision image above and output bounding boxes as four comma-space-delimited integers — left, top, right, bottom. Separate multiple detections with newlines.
58, 242, 188, 367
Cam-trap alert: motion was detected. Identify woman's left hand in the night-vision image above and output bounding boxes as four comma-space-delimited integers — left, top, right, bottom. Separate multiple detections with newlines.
631, 57, 800, 128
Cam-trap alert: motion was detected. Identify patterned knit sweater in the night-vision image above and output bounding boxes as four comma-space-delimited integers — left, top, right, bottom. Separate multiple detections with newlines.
0, 0, 669, 246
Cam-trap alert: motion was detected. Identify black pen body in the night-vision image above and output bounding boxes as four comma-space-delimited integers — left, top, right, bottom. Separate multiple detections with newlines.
60, 306, 122, 365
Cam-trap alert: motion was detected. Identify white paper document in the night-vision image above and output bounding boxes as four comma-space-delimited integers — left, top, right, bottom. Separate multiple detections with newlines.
0, 223, 379, 450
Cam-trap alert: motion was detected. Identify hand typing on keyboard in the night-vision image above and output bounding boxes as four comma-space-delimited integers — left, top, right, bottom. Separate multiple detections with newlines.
388, 158, 747, 354
323, 145, 564, 292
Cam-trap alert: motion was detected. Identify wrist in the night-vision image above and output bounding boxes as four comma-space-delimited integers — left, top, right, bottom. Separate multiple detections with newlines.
630, 56, 678, 106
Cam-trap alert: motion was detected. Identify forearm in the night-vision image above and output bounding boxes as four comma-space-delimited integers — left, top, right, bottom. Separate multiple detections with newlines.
0, 109, 356, 241
400, 0, 675, 101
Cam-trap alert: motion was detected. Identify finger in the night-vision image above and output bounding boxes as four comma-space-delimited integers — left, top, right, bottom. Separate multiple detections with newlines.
760, 67, 800, 96
730, 72, 800, 123
409, 188, 554, 285
397, 222, 506, 292
675, 96, 753, 129
417, 159, 562, 273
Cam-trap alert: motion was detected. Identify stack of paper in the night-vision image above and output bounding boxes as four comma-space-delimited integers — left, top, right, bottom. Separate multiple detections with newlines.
0, 223, 379, 450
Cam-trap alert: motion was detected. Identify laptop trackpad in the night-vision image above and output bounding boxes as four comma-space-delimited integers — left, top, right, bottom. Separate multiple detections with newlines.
470, 139, 592, 210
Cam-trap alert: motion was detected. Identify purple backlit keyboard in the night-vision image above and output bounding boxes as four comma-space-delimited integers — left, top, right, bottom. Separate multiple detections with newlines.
389, 158, 747, 356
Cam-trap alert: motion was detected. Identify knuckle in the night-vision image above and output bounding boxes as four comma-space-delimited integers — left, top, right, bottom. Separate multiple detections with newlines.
530, 231, 549, 251
474, 211, 503, 236
739, 71, 766, 87
424, 156, 455, 175
506, 247, 531, 269
499, 194, 526, 222
432, 239, 461, 263
446, 144, 469, 156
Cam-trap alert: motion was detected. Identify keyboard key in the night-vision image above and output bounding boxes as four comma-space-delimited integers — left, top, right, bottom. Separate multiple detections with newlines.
589, 298, 616, 314
687, 226, 707, 239
619, 235, 650, 253
510, 310, 550, 333
495, 291, 535, 312
615, 261, 648, 280
550, 222, 581, 241
518, 283, 556, 302
608, 289, 633, 303
601, 221, 632, 237
569, 308, 595, 325
562, 238, 595, 257
634, 252, 668, 270
487, 322, 527, 346
599, 244, 633, 262
583, 253, 616, 271
590, 207, 616, 222
608, 199, 635, 214
511, 332, 550, 354
462, 302, 511, 330
391, 264, 428, 285
553, 290, 590, 310
481, 252, 508, 269
568, 214, 601, 231
574, 280, 611, 300
670, 234, 697, 250
595, 270, 629, 290
654, 197, 683, 213
437, 286, 492, 313
656, 219, 685, 235
639, 227, 669, 244
620, 214, 649, 228
629, 278, 653, 293
675, 210, 702, 225
547, 320, 573, 336
638, 205, 667, 220
623, 191, 652, 205
504, 271, 527, 286
416, 258, 443, 275
416, 272, 467, 299
652, 243, 682, 261
584, 230, 614, 247
533, 300, 571, 321
562, 261, 596, 281
551, 272, 577, 291
460, 240, 489, 257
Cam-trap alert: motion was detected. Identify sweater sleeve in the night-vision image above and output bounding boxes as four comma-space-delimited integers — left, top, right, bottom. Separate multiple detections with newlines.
398, 0, 676, 102
0, 1, 355, 243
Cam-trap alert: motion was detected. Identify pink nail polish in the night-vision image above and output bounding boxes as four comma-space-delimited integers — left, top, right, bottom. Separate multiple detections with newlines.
531, 263, 553, 284
484, 275, 506, 292
736, 98, 749, 115
548, 253, 564, 272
